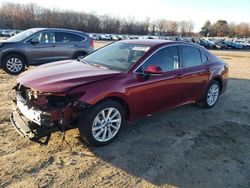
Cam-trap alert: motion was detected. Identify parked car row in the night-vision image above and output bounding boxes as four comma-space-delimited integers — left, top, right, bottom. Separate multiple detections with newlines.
89, 33, 140, 40
89, 32, 250, 50
197, 38, 250, 50
0, 29, 23, 37
144, 36, 250, 50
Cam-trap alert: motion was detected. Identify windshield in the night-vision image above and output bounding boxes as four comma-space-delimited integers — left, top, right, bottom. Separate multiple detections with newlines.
7, 28, 41, 42
83, 42, 150, 71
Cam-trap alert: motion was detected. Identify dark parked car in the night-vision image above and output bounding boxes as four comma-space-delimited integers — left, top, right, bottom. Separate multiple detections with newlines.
0, 28, 94, 74
10, 30, 23, 36
0, 29, 13, 37
10, 40, 228, 146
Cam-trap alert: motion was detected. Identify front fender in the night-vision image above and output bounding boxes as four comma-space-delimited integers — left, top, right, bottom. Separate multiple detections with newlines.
68, 78, 131, 106
79, 91, 129, 106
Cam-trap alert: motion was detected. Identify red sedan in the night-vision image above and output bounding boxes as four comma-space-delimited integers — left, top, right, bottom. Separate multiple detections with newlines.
11, 40, 228, 146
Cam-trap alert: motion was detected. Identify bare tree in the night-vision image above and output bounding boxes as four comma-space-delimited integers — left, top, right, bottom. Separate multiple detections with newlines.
0, 2, 227, 37
165, 21, 178, 36
186, 20, 195, 36
156, 19, 167, 35
234, 23, 250, 37
178, 21, 188, 37
228, 22, 236, 37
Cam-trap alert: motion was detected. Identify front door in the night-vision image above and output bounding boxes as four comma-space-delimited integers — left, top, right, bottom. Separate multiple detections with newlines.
127, 45, 186, 119
24, 31, 60, 64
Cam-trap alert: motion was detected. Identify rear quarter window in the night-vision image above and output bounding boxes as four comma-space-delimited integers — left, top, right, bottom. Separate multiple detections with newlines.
200, 50, 208, 63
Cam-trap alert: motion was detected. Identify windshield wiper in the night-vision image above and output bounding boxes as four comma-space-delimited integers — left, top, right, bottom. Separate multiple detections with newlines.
89, 63, 110, 70
77, 59, 88, 64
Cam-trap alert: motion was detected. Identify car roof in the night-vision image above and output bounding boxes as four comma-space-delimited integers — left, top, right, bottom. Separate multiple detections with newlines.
31, 28, 85, 34
120, 39, 190, 47
120, 39, 205, 49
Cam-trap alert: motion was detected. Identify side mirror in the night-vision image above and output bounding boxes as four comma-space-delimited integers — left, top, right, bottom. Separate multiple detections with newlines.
144, 65, 163, 75
30, 38, 39, 44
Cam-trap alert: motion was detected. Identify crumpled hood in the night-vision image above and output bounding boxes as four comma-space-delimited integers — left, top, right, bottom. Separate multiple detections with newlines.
17, 60, 121, 93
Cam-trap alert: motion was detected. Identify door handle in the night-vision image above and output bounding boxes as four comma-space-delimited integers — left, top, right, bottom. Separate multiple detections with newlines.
176, 74, 184, 79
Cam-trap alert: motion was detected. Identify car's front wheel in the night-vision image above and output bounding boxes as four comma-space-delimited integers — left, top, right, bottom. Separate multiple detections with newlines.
200, 80, 220, 108
2, 54, 25, 75
78, 100, 125, 146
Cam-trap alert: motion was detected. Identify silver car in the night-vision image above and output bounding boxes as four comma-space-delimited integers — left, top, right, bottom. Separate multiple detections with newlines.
0, 28, 94, 74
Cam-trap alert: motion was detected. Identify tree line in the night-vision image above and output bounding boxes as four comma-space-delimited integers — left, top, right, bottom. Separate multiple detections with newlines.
0, 2, 249, 37
200, 20, 250, 38
0, 2, 194, 36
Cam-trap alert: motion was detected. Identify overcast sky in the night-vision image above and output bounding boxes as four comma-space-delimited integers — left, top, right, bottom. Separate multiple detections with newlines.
1, 0, 250, 31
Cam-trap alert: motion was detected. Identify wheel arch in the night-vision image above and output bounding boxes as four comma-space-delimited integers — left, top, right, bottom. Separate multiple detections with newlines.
73, 51, 88, 59
1, 51, 28, 66
93, 96, 130, 121
212, 76, 223, 94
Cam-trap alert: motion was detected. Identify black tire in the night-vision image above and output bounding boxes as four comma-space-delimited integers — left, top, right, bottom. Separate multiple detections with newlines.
73, 52, 87, 62
199, 80, 221, 108
2, 54, 25, 75
78, 100, 125, 146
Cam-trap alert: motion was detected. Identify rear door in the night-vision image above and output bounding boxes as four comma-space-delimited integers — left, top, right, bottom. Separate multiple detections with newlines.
54, 32, 87, 59
179, 45, 211, 103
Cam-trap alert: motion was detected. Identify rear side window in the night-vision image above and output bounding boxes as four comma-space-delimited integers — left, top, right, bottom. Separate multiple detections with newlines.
56, 32, 85, 42
181, 46, 202, 68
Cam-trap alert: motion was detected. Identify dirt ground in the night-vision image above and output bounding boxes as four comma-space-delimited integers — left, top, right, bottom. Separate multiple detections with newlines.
0, 41, 250, 188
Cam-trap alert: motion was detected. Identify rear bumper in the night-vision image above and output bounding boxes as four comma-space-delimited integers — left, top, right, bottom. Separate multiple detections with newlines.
221, 78, 228, 94
221, 65, 229, 94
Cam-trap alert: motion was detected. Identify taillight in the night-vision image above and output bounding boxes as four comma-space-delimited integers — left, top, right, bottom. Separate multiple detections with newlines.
90, 39, 94, 48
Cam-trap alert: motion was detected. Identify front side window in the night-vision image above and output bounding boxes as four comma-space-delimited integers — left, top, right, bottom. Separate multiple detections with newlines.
7, 28, 42, 42
32, 32, 56, 43
181, 46, 202, 67
137, 46, 179, 73
83, 42, 150, 71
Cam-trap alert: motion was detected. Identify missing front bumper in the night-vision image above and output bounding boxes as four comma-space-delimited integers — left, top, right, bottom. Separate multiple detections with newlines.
10, 110, 59, 141
10, 110, 35, 138
10, 89, 88, 144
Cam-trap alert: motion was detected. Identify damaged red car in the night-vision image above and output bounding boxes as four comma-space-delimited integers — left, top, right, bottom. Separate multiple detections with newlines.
10, 40, 228, 146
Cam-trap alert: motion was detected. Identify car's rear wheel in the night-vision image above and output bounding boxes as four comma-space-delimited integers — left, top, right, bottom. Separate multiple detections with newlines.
200, 80, 220, 108
2, 54, 25, 75
78, 100, 125, 146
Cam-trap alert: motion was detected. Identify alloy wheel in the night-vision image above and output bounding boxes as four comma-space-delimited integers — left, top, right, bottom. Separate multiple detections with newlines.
92, 107, 121, 142
207, 84, 219, 106
6, 57, 23, 73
